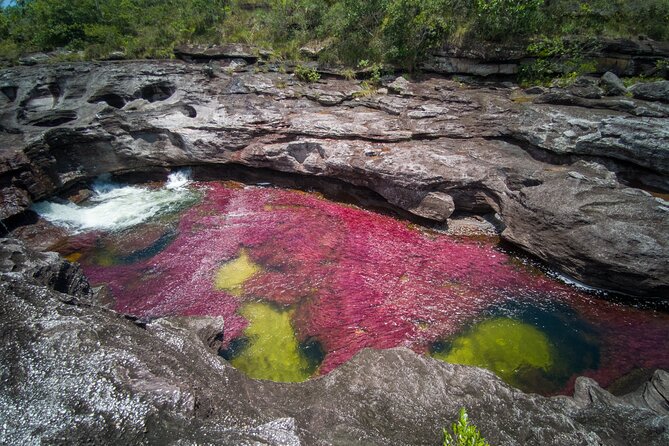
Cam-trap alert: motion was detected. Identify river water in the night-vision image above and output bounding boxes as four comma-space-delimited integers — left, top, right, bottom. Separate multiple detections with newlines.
35, 172, 669, 395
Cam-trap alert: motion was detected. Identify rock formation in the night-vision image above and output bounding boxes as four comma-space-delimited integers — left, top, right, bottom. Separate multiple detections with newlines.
1, 238, 668, 445
0, 61, 667, 297
424, 37, 669, 78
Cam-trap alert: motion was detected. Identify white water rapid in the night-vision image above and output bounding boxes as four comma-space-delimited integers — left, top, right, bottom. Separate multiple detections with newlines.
32, 170, 197, 233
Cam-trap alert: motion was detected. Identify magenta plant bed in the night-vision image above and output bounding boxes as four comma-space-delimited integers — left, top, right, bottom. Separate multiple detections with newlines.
66, 182, 669, 394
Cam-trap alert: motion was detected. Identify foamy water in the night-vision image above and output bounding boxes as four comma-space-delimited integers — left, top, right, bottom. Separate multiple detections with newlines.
33, 170, 197, 233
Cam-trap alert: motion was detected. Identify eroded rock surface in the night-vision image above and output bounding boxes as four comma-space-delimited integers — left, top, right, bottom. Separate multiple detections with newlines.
1, 239, 667, 445
0, 61, 667, 297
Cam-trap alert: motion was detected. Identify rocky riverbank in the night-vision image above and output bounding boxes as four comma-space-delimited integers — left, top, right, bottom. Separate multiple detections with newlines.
1, 60, 668, 297
0, 58, 668, 444
1, 238, 668, 445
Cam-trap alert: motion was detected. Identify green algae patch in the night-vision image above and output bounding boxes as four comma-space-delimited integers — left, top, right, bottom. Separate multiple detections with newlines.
230, 302, 316, 382
214, 249, 261, 295
433, 318, 554, 386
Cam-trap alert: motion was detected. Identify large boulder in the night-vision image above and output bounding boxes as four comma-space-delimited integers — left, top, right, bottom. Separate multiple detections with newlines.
174, 43, 260, 63
600, 71, 628, 96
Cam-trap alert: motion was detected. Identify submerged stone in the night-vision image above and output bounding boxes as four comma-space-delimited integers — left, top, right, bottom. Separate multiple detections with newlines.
433, 318, 554, 389
214, 249, 261, 295
230, 302, 316, 382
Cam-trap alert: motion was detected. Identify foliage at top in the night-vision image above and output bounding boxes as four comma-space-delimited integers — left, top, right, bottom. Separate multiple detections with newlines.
1, 0, 668, 70
443, 407, 490, 446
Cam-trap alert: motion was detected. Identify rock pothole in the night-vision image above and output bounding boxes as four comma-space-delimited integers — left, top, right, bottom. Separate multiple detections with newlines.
21, 83, 61, 110
1, 86, 18, 102
136, 81, 177, 102
19, 109, 78, 127
88, 92, 127, 109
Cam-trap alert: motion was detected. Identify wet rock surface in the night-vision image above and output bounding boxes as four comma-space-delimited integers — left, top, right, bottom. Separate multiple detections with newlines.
0, 61, 667, 297
1, 239, 668, 445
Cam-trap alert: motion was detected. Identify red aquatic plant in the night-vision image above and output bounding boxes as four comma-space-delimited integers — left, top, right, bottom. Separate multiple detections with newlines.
72, 182, 669, 393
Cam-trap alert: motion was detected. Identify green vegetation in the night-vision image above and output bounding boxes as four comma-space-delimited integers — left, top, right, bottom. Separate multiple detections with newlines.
1, 1, 668, 70
214, 249, 262, 296
519, 36, 599, 86
432, 318, 554, 389
443, 407, 489, 446
229, 301, 317, 382
294, 64, 320, 82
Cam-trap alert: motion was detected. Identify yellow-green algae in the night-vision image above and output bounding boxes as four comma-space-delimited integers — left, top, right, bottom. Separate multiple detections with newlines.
214, 249, 261, 295
433, 318, 554, 386
230, 302, 315, 382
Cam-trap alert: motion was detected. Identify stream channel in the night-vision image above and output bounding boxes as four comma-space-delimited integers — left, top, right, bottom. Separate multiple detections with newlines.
34, 170, 669, 396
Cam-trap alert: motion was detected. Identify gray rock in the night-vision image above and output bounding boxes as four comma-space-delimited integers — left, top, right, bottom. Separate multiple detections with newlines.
0, 239, 667, 445
524, 86, 548, 95
104, 51, 126, 61
18, 52, 50, 66
174, 43, 259, 63
426, 37, 669, 79
410, 191, 455, 221
0, 62, 667, 296
422, 56, 518, 76
629, 80, 669, 103
569, 80, 604, 99
0, 238, 92, 298
600, 71, 628, 96
299, 41, 329, 59
387, 76, 412, 95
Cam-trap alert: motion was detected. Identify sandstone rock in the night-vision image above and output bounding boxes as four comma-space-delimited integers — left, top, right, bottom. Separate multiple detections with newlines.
524, 86, 548, 95
103, 51, 126, 61
600, 71, 627, 96
299, 41, 329, 59
387, 76, 411, 95
426, 37, 669, 78
0, 238, 91, 298
568, 77, 604, 99
410, 191, 455, 221
422, 56, 518, 76
174, 43, 259, 63
629, 80, 669, 103
0, 186, 30, 221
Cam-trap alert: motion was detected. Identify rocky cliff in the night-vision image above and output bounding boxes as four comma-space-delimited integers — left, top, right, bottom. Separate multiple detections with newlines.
1, 61, 667, 297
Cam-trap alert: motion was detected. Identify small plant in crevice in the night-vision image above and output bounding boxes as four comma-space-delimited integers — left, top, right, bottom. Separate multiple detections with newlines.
294, 65, 321, 83
655, 59, 669, 78
621, 75, 665, 88
353, 59, 384, 97
341, 68, 356, 81
442, 407, 490, 446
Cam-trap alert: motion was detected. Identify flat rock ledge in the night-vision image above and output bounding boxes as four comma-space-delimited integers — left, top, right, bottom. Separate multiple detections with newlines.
0, 238, 667, 445
0, 61, 667, 298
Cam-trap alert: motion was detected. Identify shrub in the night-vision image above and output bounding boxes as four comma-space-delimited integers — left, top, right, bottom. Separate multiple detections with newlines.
381, 0, 453, 71
473, 0, 544, 41
294, 64, 320, 82
2, 0, 669, 71
519, 36, 600, 86
443, 407, 490, 446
